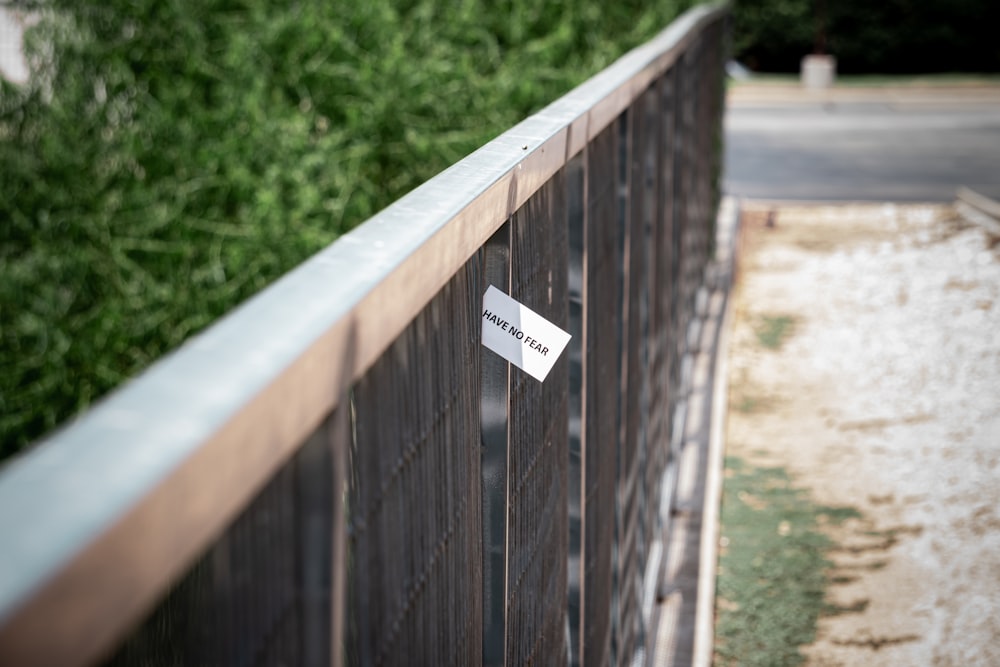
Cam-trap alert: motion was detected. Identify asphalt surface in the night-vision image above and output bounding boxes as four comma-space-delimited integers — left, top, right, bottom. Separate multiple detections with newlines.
723, 82, 1000, 202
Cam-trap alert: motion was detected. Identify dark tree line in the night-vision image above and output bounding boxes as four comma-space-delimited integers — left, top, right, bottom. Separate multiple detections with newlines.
733, 0, 1000, 73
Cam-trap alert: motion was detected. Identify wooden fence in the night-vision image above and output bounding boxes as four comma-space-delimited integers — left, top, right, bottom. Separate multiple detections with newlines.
0, 4, 728, 665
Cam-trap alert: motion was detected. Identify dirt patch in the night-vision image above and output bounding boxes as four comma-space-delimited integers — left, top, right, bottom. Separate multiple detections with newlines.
725, 203, 1000, 666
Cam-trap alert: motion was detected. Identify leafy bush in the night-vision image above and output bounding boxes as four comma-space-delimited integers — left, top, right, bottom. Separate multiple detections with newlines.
1, 0, 697, 457
732, 0, 1000, 73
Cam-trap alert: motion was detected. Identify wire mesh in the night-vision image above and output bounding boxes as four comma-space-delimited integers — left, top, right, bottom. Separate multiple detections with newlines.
579, 121, 619, 667
102, 413, 343, 667
504, 170, 571, 667
347, 260, 484, 667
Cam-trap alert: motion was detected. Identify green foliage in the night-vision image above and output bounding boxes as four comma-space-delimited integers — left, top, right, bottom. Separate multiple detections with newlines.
1, 0, 697, 457
755, 314, 796, 350
732, 0, 1000, 73
714, 458, 860, 666
731, 0, 814, 71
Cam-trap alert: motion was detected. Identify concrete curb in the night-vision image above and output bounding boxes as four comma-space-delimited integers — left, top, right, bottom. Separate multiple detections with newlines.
691, 279, 733, 667
956, 186, 1000, 238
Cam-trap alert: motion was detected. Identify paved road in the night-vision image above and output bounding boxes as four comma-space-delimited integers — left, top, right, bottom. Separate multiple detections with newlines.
724, 83, 1000, 202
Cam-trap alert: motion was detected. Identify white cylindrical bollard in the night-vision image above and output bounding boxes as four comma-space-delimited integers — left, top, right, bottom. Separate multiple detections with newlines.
801, 54, 836, 89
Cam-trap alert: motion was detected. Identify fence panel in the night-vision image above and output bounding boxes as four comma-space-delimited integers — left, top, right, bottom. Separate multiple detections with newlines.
347, 260, 484, 667
505, 171, 571, 666
578, 121, 620, 667
101, 407, 348, 667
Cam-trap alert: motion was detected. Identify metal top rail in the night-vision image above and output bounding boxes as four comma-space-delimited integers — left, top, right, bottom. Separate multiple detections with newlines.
0, 4, 728, 664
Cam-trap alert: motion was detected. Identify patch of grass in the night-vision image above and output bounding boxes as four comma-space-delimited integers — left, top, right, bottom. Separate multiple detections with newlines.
824, 73, 1000, 87
823, 598, 870, 616
818, 506, 864, 523
714, 457, 859, 667
732, 392, 774, 414
755, 314, 796, 350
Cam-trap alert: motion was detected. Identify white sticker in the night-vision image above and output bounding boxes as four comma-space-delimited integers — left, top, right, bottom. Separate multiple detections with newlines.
481, 284, 572, 382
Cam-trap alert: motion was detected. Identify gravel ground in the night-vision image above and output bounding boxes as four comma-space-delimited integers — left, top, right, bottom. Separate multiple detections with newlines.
725, 202, 1000, 666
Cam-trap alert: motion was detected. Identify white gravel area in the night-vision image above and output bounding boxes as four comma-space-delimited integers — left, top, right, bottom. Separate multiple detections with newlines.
726, 202, 1000, 666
